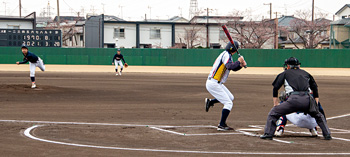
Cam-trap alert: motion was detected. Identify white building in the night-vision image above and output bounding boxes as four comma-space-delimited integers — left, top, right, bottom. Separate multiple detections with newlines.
335, 4, 350, 19
85, 15, 244, 49
0, 13, 36, 29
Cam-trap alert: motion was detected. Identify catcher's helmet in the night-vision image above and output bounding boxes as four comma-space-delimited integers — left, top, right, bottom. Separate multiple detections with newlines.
225, 41, 239, 53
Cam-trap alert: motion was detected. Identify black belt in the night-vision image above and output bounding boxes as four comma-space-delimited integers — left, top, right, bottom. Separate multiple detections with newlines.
288, 91, 309, 96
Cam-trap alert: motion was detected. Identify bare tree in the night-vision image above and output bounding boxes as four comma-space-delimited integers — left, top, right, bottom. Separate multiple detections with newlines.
225, 10, 275, 49
286, 10, 330, 49
177, 22, 205, 49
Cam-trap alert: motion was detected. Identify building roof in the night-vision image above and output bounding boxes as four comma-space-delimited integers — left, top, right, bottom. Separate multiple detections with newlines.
278, 15, 299, 27
104, 15, 126, 21
53, 16, 85, 22
189, 16, 243, 23
144, 16, 188, 23
330, 18, 350, 25
335, 4, 350, 15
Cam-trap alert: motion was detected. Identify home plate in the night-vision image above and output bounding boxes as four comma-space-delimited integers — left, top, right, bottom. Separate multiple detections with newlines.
238, 128, 261, 131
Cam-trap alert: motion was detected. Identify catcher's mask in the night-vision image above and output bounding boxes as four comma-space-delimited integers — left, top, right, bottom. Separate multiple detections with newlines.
284, 57, 301, 70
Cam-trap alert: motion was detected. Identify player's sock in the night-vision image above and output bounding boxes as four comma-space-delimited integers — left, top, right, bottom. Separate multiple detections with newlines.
210, 99, 219, 105
121, 68, 123, 72
115, 69, 118, 72
219, 109, 230, 126
30, 77, 35, 82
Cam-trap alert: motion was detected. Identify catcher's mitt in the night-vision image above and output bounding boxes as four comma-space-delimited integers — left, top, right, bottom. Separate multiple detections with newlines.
279, 91, 287, 102
124, 63, 128, 68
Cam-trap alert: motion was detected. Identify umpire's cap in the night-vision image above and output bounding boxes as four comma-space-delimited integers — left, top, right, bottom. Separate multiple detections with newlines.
285, 57, 301, 65
21, 44, 28, 49
225, 41, 239, 53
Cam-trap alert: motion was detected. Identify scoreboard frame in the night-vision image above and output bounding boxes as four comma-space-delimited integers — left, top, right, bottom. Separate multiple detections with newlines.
0, 29, 62, 47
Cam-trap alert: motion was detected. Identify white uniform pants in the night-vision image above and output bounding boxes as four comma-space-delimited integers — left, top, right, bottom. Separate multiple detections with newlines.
114, 60, 124, 69
286, 113, 317, 129
206, 79, 234, 111
29, 58, 45, 77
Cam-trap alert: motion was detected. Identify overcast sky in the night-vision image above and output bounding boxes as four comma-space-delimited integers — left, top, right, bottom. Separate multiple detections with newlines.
1, 0, 349, 21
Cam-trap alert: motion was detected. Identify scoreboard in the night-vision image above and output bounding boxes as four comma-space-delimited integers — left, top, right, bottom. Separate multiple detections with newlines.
0, 29, 62, 47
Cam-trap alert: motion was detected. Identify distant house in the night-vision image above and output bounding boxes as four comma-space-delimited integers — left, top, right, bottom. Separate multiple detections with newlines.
0, 12, 36, 29
278, 15, 330, 49
335, 4, 350, 19
330, 18, 350, 49
330, 4, 350, 49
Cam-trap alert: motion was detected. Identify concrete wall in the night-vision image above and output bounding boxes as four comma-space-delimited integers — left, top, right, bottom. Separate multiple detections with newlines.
104, 23, 136, 48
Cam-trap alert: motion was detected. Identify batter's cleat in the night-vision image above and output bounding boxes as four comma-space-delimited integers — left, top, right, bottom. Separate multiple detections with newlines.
217, 124, 234, 131
324, 134, 332, 140
260, 133, 273, 140
116, 73, 119, 76
31, 83, 36, 89
310, 128, 318, 137
275, 127, 284, 137
205, 98, 214, 112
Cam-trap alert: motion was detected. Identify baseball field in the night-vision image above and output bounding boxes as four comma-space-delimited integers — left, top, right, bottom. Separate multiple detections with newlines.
1, 65, 350, 156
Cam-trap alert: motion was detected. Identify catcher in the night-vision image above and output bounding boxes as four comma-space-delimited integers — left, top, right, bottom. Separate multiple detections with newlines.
112, 48, 128, 75
275, 91, 326, 137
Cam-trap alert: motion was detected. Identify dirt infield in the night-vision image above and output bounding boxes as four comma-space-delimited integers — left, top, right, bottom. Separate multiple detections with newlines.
1, 69, 350, 156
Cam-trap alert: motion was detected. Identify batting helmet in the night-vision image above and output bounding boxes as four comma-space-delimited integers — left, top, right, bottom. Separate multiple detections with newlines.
225, 41, 239, 53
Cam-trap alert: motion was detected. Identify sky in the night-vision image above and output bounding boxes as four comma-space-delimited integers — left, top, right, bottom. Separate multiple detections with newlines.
0, 0, 349, 21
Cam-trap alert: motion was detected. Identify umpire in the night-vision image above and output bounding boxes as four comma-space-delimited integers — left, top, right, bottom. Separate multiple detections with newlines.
260, 57, 332, 140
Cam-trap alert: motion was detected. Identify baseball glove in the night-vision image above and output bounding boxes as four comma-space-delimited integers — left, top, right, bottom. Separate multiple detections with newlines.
279, 91, 287, 102
124, 63, 128, 68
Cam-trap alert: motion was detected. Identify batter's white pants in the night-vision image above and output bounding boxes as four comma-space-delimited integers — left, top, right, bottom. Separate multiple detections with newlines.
114, 60, 124, 69
29, 58, 45, 77
206, 79, 234, 111
286, 113, 317, 129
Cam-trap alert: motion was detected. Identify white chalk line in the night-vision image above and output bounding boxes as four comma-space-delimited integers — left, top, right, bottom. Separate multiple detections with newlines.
150, 126, 243, 136
23, 125, 350, 155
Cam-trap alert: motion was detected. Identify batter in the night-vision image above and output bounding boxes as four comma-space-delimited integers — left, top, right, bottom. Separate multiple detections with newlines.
205, 41, 247, 131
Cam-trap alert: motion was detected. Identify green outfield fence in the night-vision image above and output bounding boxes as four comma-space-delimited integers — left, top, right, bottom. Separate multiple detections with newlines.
1, 47, 350, 68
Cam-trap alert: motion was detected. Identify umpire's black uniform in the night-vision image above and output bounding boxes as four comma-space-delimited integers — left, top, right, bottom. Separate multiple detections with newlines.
261, 57, 331, 140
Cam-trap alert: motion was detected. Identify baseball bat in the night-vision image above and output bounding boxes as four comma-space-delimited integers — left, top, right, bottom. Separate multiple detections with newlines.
221, 24, 247, 68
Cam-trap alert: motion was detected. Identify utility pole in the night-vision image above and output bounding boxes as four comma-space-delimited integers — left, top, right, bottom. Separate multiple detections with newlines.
148, 6, 152, 19
274, 12, 281, 49
101, 3, 105, 14
3, 2, 6, 16
205, 8, 213, 48
312, 0, 314, 22
57, 0, 60, 28
19, 0, 21, 17
264, 3, 272, 19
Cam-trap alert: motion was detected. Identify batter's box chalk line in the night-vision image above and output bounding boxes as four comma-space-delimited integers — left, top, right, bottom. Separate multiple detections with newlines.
149, 125, 244, 136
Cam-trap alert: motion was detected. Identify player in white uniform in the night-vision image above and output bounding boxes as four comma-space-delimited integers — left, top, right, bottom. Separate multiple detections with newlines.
16, 45, 45, 88
205, 41, 247, 131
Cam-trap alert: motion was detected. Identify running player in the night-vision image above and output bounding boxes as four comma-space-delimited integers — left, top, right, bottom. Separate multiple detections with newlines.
16, 45, 45, 88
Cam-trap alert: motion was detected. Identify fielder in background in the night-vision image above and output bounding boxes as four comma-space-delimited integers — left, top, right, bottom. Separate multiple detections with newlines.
16, 45, 45, 88
260, 57, 332, 140
112, 49, 128, 76
205, 41, 247, 131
